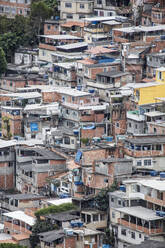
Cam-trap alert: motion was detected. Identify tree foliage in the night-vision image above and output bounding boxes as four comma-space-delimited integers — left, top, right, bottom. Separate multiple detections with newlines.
95, 181, 118, 211
30, 219, 58, 247
0, 244, 27, 248
30, 1, 53, 36
103, 228, 115, 246
35, 203, 76, 219
0, 47, 7, 76
0, 15, 37, 62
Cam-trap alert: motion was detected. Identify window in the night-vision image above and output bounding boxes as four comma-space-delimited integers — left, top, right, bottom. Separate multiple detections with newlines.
80, 3, 84, 8
100, 11, 104, 16
118, 200, 121, 205
158, 71, 162, 80
111, 197, 114, 202
139, 233, 142, 238
64, 136, 70, 145
137, 160, 142, 166
154, 127, 157, 133
121, 228, 126, 236
72, 97, 75, 102
156, 144, 161, 150
144, 159, 151, 166
129, 123, 131, 128
47, 25, 51, 30
65, 2, 72, 8
42, 50, 46, 56
131, 232, 135, 239
71, 139, 74, 144
100, 214, 105, 221
79, 15, 85, 19
93, 214, 98, 221
31, 134, 36, 139
135, 124, 138, 129
97, 0, 102, 4
116, 122, 119, 128
67, 14, 73, 19
112, 212, 115, 219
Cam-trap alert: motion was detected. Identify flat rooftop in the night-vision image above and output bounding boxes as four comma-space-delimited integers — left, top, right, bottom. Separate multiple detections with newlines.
96, 158, 132, 163
3, 211, 35, 226
125, 136, 165, 144
144, 111, 165, 117
5, 193, 44, 200
56, 42, 88, 50
139, 179, 165, 192
113, 24, 165, 33
39, 34, 82, 40
129, 240, 165, 248
115, 206, 164, 221
0, 92, 41, 99
97, 71, 130, 78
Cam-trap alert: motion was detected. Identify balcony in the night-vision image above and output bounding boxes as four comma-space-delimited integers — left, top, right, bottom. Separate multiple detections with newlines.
118, 218, 163, 235
145, 195, 165, 207
127, 111, 145, 122
4, 221, 32, 235
84, 27, 104, 33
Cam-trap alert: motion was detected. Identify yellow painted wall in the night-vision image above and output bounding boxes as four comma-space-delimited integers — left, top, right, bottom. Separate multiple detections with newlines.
135, 83, 165, 105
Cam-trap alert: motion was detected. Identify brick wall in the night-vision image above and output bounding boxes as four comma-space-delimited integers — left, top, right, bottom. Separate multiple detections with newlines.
0, 171, 14, 190
81, 126, 104, 139
82, 149, 107, 166
44, 23, 60, 35
37, 172, 49, 188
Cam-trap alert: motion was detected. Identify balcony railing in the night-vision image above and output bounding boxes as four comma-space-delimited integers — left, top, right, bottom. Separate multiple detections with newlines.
145, 195, 165, 207
118, 218, 163, 235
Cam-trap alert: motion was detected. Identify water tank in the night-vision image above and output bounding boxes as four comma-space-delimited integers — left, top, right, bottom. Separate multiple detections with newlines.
160, 172, 165, 179
88, 89, 95, 93
150, 171, 158, 177
120, 185, 126, 192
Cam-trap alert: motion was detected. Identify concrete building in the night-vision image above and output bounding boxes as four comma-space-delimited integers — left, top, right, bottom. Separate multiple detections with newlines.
0, 0, 31, 18
60, 0, 94, 21
124, 135, 165, 172
16, 146, 66, 194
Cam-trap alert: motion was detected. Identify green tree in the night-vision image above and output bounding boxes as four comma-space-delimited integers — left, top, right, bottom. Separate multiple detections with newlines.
0, 32, 21, 62
0, 244, 27, 248
30, 219, 58, 247
95, 181, 118, 211
0, 47, 7, 76
35, 203, 76, 219
0, 16, 11, 35
30, 1, 53, 37
103, 228, 115, 246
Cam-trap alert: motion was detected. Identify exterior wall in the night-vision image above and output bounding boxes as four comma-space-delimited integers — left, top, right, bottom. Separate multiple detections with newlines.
2, 110, 22, 138
87, 64, 120, 80
126, 64, 143, 82
39, 47, 55, 62
44, 23, 60, 35
42, 91, 61, 103
60, 0, 94, 21
0, 0, 30, 17
118, 225, 145, 246
81, 126, 104, 139
0, 78, 26, 92
147, 122, 165, 135
127, 119, 145, 134
82, 148, 107, 166
125, 153, 165, 171
135, 84, 165, 105
4, 221, 32, 235
124, 143, 165, 157
0, 168, 14, 189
